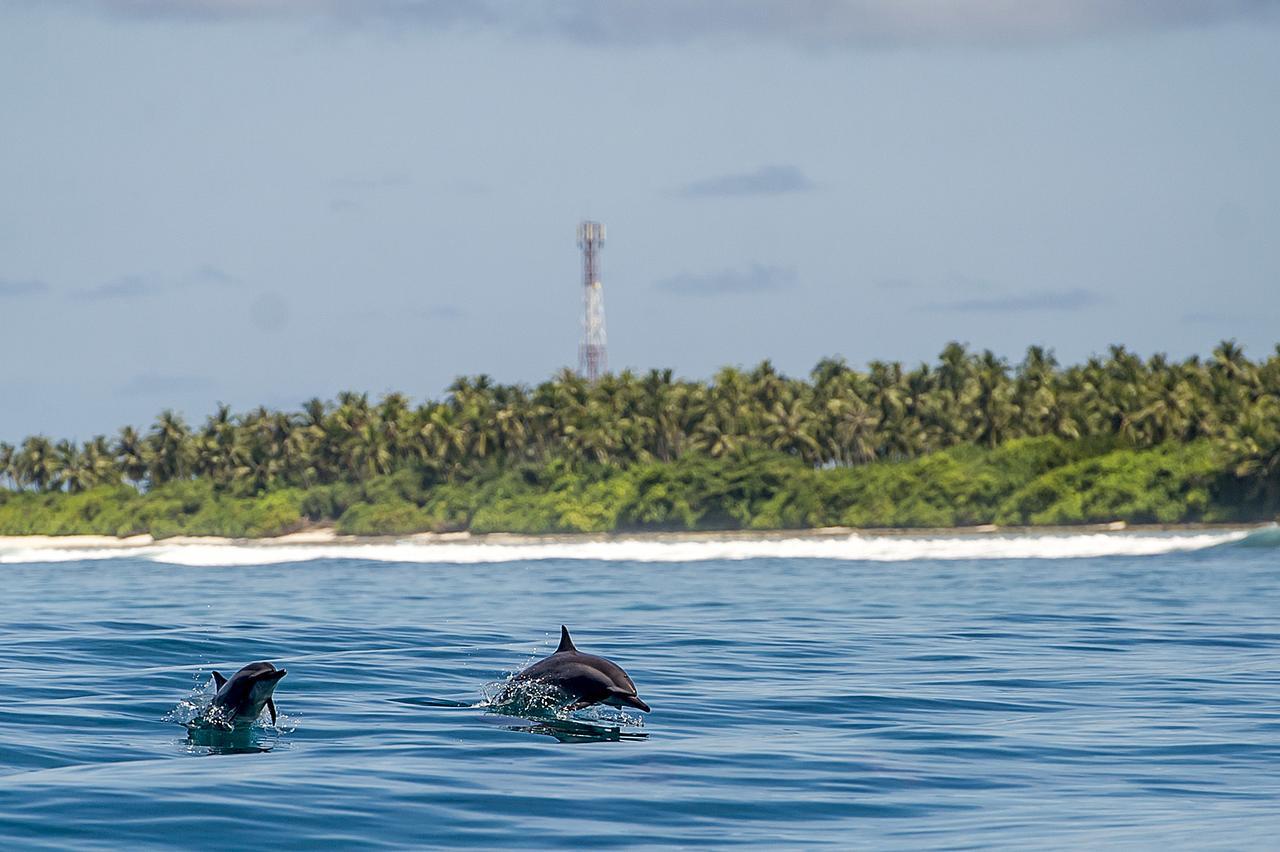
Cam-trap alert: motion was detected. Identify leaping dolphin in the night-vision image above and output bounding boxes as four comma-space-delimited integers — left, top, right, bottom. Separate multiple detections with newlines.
500, 626, 650, 713
206, 662, 287, 728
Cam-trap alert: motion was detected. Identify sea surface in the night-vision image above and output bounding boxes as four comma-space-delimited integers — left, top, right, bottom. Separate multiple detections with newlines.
1, 529, 1278, 849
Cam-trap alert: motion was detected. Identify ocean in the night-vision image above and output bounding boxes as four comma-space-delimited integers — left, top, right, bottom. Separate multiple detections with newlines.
1, 528, 1278, 849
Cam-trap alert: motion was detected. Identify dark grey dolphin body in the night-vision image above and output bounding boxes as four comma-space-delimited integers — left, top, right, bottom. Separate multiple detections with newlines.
502, 626, 650, 713
206, 662, 287, 728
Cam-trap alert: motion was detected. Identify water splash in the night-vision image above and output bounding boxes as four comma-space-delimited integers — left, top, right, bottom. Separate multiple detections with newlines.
161, 674, 217, 728
482, 677, 576, 718
389, 681, 646, 745
164, 674, 295, 755
482, 677, 646, 728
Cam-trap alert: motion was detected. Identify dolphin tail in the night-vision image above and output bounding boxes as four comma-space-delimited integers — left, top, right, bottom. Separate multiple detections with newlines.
267, 698, 277, 725
557, 625, 576, 653
212, 671, 227, 689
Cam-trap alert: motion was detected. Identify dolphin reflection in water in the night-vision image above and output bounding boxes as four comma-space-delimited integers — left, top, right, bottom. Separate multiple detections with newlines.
498, 626, 651, 714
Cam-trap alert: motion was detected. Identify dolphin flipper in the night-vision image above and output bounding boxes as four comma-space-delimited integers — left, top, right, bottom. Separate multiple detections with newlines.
266, 698, 277, 725
212, 671, 227, 690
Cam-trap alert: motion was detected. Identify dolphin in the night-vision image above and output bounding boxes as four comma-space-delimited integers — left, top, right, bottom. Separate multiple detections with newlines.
206, 662, 287, 728
501, 626, 650, 713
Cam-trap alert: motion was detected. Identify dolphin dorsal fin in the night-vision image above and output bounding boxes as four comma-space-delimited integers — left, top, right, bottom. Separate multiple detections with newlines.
557, 625, 577, 653
211, 671, 227, 689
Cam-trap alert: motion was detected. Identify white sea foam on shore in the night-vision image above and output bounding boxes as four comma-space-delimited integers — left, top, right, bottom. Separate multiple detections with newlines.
0, 529, 1258, 566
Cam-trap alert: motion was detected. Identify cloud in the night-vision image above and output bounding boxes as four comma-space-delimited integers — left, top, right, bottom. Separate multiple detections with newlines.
657, 263, 796, 296
333, 172, 411, 193
0, 278, 50, 298
74, 275, 154, 301
183, 264, 240, 288
119, 372, 216, 397
72, 268, 239, 300
680, 165, 815, 198
928, 288, 1101, 313
50, 1, 1280, 47
329, 172, 415, 214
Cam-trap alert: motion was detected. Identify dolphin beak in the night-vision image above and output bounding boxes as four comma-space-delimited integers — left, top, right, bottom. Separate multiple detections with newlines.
619, 694, 651, 713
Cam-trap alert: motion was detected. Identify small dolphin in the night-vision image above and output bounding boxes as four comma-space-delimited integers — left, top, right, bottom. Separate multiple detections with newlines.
206, 662, 287, 728
501, 626, 650, 713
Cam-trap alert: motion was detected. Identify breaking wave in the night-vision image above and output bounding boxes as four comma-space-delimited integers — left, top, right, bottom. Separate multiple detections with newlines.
0, 526, 1269, 566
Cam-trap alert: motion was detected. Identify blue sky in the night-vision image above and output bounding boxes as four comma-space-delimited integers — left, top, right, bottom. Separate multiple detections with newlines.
1, 1, 1278, 441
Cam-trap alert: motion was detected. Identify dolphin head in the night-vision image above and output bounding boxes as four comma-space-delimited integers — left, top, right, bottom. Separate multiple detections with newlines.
603, 689, 652, 713
248, 664, 287, 694
560, 626, 652, 713
210, 661, 287, 726
246, 664, 286, 720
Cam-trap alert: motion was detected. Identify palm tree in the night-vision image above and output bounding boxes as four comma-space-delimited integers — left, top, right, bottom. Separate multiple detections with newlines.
0, 442, 15, 490
1227, 396, 1280, 505
972, 350, 1016, 448
762, 392, 821, 462
82, 436, 121, 488
14, 436, 58, 492
1133, 357, 1193, 445
146, 410, 195, 485
5, 342, 1280, 508
198, 404, 245, 487
1014, 346, 1058, 437
115, 426, 149, 487
54, 440, 90, 493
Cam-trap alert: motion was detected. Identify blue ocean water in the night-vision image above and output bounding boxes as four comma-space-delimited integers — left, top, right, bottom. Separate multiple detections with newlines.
1, 530, 1278, 849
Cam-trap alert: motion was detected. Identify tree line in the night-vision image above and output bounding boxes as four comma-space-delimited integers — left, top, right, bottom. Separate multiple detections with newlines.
2, 342, 1279, 496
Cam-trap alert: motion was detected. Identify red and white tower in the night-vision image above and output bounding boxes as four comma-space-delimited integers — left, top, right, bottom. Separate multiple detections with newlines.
577, 221, 607, 381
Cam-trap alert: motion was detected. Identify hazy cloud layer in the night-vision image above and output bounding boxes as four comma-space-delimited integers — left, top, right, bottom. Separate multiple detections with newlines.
928, 288, 1101, 313
183, 265, 240, 288
74, 276, 154, 301
681, 165, 814, 198
72, 268, 240, 301
657, 264, 796, 296
0, 279, 49, 298
49, 1, 1280, 46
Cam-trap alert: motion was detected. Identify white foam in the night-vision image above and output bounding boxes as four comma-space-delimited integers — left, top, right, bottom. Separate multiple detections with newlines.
0, 529, 1254, 566
0, 547, 145, 564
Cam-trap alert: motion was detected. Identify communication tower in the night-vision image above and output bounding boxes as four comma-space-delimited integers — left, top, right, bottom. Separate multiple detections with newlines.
577, 221, 607, 381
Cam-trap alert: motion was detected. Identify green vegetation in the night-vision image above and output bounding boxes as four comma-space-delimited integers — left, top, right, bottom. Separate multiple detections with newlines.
2, 342, 1278, 537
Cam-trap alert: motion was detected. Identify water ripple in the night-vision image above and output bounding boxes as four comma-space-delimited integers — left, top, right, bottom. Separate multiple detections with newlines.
0, 540, 1278, 846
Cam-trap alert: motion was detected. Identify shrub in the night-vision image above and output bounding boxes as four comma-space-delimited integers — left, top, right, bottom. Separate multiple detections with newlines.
336, 500, 431, 536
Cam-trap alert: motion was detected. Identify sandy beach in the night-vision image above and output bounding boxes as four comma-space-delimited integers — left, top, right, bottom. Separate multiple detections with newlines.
1, 521, 1269, 553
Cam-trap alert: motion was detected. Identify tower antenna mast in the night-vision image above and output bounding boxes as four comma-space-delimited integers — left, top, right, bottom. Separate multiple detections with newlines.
577, 221, 607, 381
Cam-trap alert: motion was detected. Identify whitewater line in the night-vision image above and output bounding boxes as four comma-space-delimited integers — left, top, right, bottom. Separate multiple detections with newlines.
0, 529, 1257, 566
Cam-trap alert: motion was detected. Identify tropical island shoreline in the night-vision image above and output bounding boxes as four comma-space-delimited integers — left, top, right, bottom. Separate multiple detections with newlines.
3, 346, 1278, 541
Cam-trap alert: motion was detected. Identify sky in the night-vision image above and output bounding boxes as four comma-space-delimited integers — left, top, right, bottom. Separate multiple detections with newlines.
1, 1, 1278, 441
